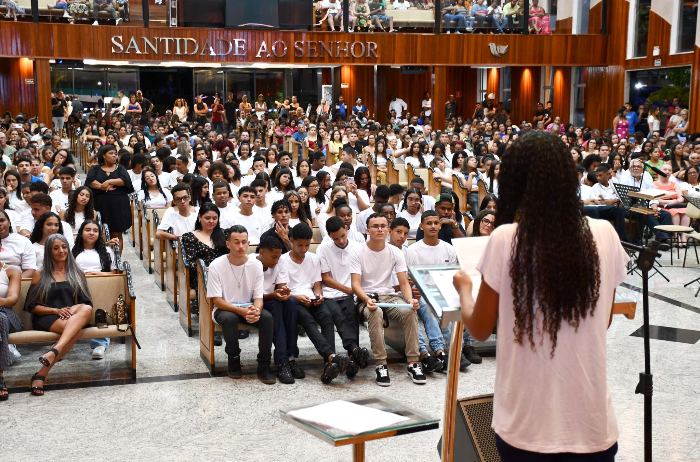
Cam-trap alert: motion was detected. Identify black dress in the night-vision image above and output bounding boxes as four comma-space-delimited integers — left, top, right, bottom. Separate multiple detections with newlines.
180, 232, 227, 290
86, 164, 134, 233
25, 281, 93, 332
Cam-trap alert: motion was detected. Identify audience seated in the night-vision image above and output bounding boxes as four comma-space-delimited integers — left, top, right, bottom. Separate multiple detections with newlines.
58, 185, 98, 235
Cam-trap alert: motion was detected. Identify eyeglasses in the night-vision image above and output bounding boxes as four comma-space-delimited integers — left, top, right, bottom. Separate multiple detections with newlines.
481, 218, 493, 226
309, 184, 320, 189
630, 165, 642, 169
369, 225, 388, 230
173, 196, 189, 202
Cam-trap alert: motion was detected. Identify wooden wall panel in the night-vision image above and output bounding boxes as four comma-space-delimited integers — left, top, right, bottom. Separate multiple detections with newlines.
587, 1, 603, 35
433, 66, 478, 128
552, 66, 571, 126
340, 66, 375, 120
556, 17, 573, 34
321, 68, 332, 86
487, 68, 499, 105
35, 58, 53, 125
0, 23, 608, 67
376, 67, 431, 123
690, 48, 700, 133
584, 65, 626, 132
510, 67, 541, 125
0, 58, 37, 119
432, 67, 448, 130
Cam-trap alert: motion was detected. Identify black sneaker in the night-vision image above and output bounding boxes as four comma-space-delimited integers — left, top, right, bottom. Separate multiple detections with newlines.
297, 324, 306, 337
463, 345, 482, 364
420, 353, 444, 373
289, 359, 306, 379
375, 365, 391, 387
331, 354, 349, 373
320, 362, 340, 384
436, 351, 447, 371
346, 359, 360, 378
257, 363, 276, 384
238, 330, 249, 339
407, 363, 427, 384
277, 363, 295, 384
227, 356, 242, 379
352, 347, 370, 369
459, 352, 471, 371
214, 332, 223, 346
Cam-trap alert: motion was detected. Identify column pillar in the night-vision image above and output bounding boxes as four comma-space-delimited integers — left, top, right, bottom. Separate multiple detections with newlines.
432, 66, 447, 131
34, 58, 52, 126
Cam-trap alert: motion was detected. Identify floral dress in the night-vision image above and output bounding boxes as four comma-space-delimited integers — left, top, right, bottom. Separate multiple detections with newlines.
180, 232, 227, 290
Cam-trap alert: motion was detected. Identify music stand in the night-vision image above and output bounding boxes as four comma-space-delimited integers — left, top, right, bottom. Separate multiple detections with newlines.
613, 184, 669, 281
682, 196, 700, 296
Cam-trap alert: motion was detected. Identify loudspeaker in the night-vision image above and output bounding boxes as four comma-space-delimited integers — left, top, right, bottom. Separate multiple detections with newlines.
437, 394, 501, 462
225, 0, 279, 29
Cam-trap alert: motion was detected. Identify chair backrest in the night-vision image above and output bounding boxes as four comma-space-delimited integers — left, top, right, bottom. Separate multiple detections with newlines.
427, 168, 442, 198
387, 157, 400, 186
687, 202, 700, 219
451, 173, 469, 213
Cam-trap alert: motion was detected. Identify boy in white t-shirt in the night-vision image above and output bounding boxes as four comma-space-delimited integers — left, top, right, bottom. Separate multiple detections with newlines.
322, 203, 365, 244
49, 166, 76, 212
350, 213, 425, 387
586, 164, 630, 243
230, 186, 269, 245
206, 225, 276, 384
255, 236, 302, 385
280, 223, 350, 384
317, 216, 371, 379
211, 181, 236, 229
155, 183, 197, 240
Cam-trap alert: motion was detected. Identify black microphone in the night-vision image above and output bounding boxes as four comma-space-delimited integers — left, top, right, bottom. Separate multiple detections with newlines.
647, 165, 667, 178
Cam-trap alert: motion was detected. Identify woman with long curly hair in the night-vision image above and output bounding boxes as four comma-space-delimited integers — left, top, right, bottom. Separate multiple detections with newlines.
453, 131, 628, 461
59, 186, 98, 233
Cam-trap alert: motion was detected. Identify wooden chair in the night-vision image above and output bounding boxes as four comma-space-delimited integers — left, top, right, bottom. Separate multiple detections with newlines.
427, 167, 442, 198
407, 165, 430, 189
164, 228, 178, 312
177, 236, 195, 336
366, 153, 378, 184
133, 198, 143, 261
451, 173, 470, 214
477, 177, 488, 210
312, 226, 322, 242
387, 157, 408, 188
142, 205, 165, 277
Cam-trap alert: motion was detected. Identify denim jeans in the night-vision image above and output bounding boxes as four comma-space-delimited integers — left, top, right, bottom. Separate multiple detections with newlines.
90, 338, 110, 349
442, 323, 475, 347
417, 298, 446, 356
493, 16, 507, 32
443, 14, 466, 31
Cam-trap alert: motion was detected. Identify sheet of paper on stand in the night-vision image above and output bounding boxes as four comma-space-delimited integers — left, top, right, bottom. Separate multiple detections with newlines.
451, 236, 490, 272
286, 400, 410, 435
429, 269, 480, 308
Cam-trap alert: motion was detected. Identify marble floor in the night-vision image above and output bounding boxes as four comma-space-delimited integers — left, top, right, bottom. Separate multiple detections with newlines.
2, 229, 700, 461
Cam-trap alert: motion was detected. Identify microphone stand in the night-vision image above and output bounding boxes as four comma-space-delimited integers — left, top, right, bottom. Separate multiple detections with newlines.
620, 240, 661, 462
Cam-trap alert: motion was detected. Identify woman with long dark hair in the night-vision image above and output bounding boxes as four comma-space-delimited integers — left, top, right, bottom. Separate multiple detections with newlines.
397, 187, 423, 239
72, 219, 116, 275
30, 212, 66, 270
25, 234, 94, 396
138, 169, 172, 208
86, 144, 134, 251
189, 177, 211, 208
284, 190, 311, 227
0, 187, 20, 232
354, 166, 375, 202
453, 131, 628, 460
59, 186, 98, 233
4, 170, 24, 211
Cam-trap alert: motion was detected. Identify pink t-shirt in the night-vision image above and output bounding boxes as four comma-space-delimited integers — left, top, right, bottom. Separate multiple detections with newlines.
477, 217, 629, 453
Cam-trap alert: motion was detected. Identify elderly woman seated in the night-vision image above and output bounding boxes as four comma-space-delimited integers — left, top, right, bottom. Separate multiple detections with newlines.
24, 234, 93, 397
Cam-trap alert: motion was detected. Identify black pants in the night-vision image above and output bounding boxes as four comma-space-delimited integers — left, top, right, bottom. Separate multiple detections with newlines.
293, 300, 335, 361
324, 296, 361, 355
264, 299, 298, 365
213, 308, 273, 364
623, 208, 672, 241
496, 435, 618, 462
583, 205, 629, 242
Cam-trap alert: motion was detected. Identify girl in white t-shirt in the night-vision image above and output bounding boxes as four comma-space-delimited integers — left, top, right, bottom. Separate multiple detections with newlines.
396, 188, 423, 239
59, 186, 98, 235
72, 219, 118, 275
404, 142, 426, 170
454, 131, 628, 460
138, 168, 173, 208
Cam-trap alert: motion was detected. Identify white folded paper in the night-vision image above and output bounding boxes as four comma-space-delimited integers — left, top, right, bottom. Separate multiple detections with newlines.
287, 400, 410, 435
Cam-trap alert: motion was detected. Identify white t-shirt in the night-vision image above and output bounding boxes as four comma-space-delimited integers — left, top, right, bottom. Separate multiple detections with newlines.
206, 254, 263, 322
216, 203, 237, 229
75, 247, 117, 273
253, 254, 289, 295
229, 211, 268, 245
5, 208, 20, 233
128, 170, 143, 193
406, 239, 457, 268
238, 157, 255, 175
157, 207, 197, 236
321, 226, 365, 245
168, 169, 188, 188
476, 218, 629, 453
0, 232, 36, 271
421, 99, 432, 117
138, 189, 173, 208
49, 189, 71, 212
317, 240, 358, 299
397, 209, 422, 239
349, 243, 407, 295
332, 160, 366, 172
279, 252, 322, 298
398, 196, 436, 212
157, 171, 171, 188
355, 207, 374, 236
591, 182, 618, 202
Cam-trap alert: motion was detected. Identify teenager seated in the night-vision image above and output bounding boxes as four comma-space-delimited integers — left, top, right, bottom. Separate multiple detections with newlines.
0, 210, 36, 278
24, 234, 94, 396
350, 213, 425, 386
322, 203, 365, 244
465, 193, 496, 236
155, 183, 197, 241
19, 193, 74, 248
280, 223, 350, 384
181, 203, 229, 316
49, 166, 77, 212
59, 186, 98, 235
72, 219, 118, 360
317, 217, 371, 379
357, 185, 391, 237
471, 210, 495, 237
230, 186, 269, 246
255, 236, 301, 384
396, 187, 423, 239
30, 212, 72, 270
258, 200, 293, 253
211, 182, 236, 228
583, 164, 631, 243
317, 187, 351, 240
284, 191, 312, 228
137, 168, 172, 208
206, 225, 276, 384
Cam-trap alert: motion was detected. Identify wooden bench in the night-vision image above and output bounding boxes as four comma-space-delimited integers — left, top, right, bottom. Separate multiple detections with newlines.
427, 167, 442, 198
177, 236, 196, 337
8, 263, 138, 381
385, 6, 435, 28
163, 227, 178, 312
131, 195, 142, 260
150, 208, 166, 288
451, 173, 470, 214
141, 205, 165, 277
407, 165, 430, 188
387, 157, 408, 188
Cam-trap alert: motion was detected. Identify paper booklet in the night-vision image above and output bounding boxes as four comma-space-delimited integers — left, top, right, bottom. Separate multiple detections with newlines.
287, 400, 410, 435
429, 237, 490, 308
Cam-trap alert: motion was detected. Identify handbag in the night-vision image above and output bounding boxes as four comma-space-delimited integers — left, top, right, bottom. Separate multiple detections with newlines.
106, 295, 141, 349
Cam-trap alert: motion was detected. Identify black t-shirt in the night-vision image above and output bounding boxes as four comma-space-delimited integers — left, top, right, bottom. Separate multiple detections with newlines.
139, 98, 153, 115
542, 109, 552, 122
71, 99, 84, 117
534, 109, 546, 120
343, 142, 362, 156
482, 132, 493, 143
52, 97, 67, 118
223, 101, 237, 121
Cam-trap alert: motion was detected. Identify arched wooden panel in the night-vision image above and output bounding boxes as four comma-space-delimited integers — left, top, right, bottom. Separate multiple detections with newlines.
340, 65, 375, 120
509, 66, 541, 125
552, 66, 571, 126
376, 67, 431, 123
0, 57, 36, 117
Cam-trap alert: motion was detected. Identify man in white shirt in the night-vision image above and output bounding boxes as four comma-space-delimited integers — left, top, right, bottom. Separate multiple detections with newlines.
155, 183, 197, 240
357, 185, 391, 236
388, 95, 408, 119
211, 181, 236, 228
110, 90, 129, 117
421, 92, 432, 118
206, 225, 276, 384
317, 217, 371, 378
350, 213, 425, 387
255, 236, 301, 384
168, 156, 191, 189
49, 166, 76, 212
18, 193, 74, 248
280, 223, 350, 384
251, 178, 273, 220
230, 186, 268, 245
619, 158, 672, 243
393, 0, 410, 9
332, 147, 366, 174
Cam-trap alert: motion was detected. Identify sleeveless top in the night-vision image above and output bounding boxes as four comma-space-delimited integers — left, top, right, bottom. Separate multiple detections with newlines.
128, 103, 139, 112
174, 106, 186, 120
0, 262, 9, 299
616, 119, 629, 138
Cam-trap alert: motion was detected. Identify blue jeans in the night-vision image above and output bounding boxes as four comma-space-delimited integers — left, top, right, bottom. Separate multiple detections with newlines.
493, 16, 507, 32
54, 2, 68, 9
444, 14, 469, 31
417, 298, 446, 356
90, 337, 110, 349
441, 323, 475, 347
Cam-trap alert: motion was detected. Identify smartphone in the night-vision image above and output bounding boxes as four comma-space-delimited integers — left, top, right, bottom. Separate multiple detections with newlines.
347, 177, 355, 185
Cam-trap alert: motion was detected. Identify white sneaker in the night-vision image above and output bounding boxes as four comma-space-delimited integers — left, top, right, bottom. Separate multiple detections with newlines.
92, 20, 99, 25
407, 363, 427, 384
116, 17, 122, 25
91, 345, 106, 359
8, 344, 20, 361
63, 10, 72, 18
